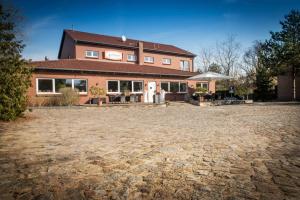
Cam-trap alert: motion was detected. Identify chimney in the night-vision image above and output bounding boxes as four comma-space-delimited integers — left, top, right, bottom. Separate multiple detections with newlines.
138, 41, 144, 65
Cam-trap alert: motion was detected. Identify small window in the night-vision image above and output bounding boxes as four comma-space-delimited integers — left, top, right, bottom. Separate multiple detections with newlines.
180, 60, 189, 71
74, 79, 87, 93
196, 82, 209, 90
133, 81, 143, 93
179, 83, 187, 93
162, 58, 171, 65
108, 81, 119, 92
127, 54, 136, 62
55, 79, 72, 93
161, 82, 169, 92
170, 82, 179, 93
144, 56, 154, 63
85, 50, 99, 58
38, 79, 53, 93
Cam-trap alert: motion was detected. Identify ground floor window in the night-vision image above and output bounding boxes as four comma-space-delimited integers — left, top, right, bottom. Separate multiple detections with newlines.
36, 78, 87, 94
160, 82, 187, 93
196, 82, 209, 90
55, 79, 72, 93
107, 80, 143, 94
107, 81, 118, 92
38, 79, 53, 93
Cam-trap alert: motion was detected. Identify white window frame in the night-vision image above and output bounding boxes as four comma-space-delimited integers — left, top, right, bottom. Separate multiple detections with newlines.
144, 56, 154, 63
36, 78, 88, 95
106, 80, 144, 94
180, 60, 189, 71
162, 58, 171, 65
127, 54, 137, 62
36, 78, 55, 94
73, 79, 88, 94
160, 82, 187, 93
106, 80, 120, 94
132, 81, 143, 93
85, 50, 99, 58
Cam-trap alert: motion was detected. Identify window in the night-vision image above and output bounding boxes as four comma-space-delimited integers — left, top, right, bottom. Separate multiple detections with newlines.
161, 82, 169, 92
196, 82, 209, 90
36, 78, 87, 94
85, 50, 99, 58
107, 81, 119, 92
133, 81, 143, 92
120, 81, 132, 93
144, 56, 154, 63
107, 80, 144, 94
162, 58, 171, 65
127, 54, 137, 62
74, 79, 87, 93
38, 79, 53, 93
180, 82, 187, 92
55, 79, 72, 93
180, 60, 189, 71
160, 82, 187, 93
170, 82, 179, 93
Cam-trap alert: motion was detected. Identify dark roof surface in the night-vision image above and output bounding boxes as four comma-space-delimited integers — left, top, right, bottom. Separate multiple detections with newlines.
63, 30, 196, 57
31, 59, 198, 77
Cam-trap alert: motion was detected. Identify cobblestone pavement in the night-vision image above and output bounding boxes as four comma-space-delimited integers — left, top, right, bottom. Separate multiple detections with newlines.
0, 103, 300, 200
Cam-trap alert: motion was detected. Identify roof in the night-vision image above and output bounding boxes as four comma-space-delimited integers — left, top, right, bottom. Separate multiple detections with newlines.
31, 59, 198, 77
187, 71, 232, 80
58, 29, 196, 58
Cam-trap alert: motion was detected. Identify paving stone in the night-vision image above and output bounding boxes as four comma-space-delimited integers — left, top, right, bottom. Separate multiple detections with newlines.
0, 104, 299, 199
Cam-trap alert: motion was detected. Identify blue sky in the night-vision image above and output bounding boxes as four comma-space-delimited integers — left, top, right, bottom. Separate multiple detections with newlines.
8, 0, 300, 61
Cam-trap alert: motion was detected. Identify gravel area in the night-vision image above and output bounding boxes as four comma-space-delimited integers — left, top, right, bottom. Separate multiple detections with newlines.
0, 103, 300, 199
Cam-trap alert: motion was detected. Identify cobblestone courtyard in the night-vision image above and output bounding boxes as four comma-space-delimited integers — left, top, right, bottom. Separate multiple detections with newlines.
0, 103, 300, 199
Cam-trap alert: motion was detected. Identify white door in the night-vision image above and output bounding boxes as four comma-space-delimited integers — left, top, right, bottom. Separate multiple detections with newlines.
147, 82, 156, 103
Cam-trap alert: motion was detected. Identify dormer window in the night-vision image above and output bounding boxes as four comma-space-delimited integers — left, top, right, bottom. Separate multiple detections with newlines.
144, 56, 154, 63
162, 58, 171, 65
85, 50, 99, 58
127, 54, 137, 62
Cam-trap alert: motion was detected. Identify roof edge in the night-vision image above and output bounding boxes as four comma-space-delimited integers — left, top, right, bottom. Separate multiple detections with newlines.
33, 66, 195, 77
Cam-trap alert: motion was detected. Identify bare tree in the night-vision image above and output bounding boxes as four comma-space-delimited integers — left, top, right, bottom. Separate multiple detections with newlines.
242, 41, 261, 76
215, 35, 241, 76
199, 48, 214, 72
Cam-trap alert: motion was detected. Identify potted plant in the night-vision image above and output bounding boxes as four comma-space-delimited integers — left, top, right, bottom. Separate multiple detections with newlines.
195, 87, 208, 102
90, 86, 106, 106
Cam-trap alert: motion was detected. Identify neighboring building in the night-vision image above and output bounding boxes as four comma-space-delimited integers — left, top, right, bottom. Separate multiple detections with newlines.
277, 72, 300, 101
29, 30, 215, 104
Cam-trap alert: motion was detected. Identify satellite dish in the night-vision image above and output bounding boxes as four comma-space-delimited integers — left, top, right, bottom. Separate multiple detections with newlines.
121, 35, 126, 42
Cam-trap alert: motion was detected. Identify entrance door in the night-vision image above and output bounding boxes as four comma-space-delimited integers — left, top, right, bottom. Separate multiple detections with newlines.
148, 82, 156, 103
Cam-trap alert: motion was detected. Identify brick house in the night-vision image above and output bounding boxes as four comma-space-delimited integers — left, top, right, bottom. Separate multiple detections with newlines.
29, 30, 215, 104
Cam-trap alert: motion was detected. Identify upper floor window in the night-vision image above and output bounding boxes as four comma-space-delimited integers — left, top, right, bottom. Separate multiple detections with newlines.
144, 56, 154, 63
180, 60, 189, 71
127, 54, 137, 62
162, 58, 171, 65
85, 50, 99, 58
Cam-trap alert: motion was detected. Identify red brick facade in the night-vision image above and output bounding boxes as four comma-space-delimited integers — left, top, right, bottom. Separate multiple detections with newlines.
28, 30, 215, 105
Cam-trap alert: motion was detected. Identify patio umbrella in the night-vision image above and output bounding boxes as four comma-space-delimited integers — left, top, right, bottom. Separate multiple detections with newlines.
187, 71, 232, 81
